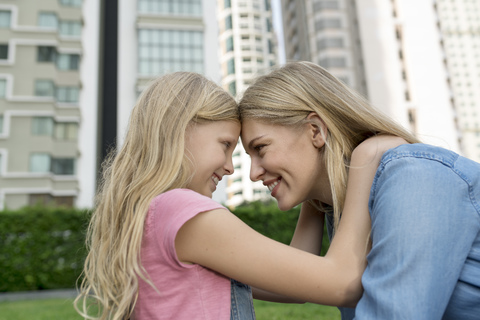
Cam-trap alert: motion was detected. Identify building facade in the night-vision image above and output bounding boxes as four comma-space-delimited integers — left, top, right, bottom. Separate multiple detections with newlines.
0, 0, 227, 210
435, 0, 480, 161
281, 0, 465, 157
0, 0, 87, 210
217, 0, 278, 207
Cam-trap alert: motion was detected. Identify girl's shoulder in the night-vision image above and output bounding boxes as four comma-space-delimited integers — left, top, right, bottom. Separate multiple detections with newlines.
151, 189, 225, 215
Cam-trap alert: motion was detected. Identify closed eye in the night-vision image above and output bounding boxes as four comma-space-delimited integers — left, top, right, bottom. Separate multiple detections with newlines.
253, 144, 266, 153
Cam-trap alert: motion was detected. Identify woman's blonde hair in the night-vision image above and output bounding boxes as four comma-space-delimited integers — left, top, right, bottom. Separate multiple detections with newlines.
238, 61, 420, 231
75, 72, 238, 320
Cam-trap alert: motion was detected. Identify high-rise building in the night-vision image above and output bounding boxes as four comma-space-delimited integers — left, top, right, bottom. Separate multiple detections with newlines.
281, 0, 465, 158
0, 0, 89, 210
0, 0, 226, 210
217, 0, 278, 207
434, 0, 480, 161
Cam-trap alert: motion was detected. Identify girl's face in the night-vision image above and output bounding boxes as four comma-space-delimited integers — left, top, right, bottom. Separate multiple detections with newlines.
185, 120, 240, 198
241, 118, 332, 210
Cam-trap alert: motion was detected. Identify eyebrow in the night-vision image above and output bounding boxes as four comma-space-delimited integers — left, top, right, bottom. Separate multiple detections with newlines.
247, 135, 266, 151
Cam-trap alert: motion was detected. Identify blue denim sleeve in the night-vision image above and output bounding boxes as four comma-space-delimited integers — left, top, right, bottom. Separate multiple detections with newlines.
354, 153, 480, 320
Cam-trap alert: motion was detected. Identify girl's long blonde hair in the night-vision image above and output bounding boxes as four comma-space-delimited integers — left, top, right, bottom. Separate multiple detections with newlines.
238, 61, 420, 231
75, 72, 238, 320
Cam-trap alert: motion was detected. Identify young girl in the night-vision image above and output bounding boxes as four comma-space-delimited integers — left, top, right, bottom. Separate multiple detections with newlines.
74, 72, 400, 320
239, 61, 480, 319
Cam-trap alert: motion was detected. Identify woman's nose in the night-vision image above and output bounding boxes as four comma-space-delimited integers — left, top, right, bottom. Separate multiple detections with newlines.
249, 158, 265, 182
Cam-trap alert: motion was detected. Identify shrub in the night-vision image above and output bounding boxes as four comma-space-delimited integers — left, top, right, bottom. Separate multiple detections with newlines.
0, 206, 90, 292
0, 201, 330, 292
232, 201, 330, 255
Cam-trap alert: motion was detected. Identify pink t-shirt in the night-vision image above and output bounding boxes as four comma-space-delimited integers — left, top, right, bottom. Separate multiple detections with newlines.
134, 189, 231, 320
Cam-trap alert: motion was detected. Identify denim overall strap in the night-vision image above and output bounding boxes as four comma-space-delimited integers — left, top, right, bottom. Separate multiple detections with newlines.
230, 279, 256, 320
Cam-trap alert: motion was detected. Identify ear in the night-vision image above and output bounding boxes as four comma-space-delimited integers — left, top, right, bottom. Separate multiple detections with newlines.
306, 112, 328, 149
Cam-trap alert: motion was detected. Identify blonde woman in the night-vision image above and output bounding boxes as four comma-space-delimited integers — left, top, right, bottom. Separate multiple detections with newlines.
239, 61, 480, 319
75, 71, 404, 320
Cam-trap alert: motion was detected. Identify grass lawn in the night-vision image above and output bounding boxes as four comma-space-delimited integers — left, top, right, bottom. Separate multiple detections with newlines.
0, 298, 340, 320
254, 300, 341, 319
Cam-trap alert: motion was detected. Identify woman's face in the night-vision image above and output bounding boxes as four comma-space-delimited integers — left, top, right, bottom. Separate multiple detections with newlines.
241, 118, 332, 210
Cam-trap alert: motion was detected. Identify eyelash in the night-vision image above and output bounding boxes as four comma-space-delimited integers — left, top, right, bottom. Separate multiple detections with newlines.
254, 144, 265, 153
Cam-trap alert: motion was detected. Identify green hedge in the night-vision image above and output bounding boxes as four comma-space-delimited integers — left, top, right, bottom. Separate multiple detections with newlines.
0, 206, 90, 292
0, 202, 330, 292
234, 201, 330, 255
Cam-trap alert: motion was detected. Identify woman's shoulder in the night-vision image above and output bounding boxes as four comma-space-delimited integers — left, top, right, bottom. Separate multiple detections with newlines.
351, 135, 409, 168
380, 143, 460, 167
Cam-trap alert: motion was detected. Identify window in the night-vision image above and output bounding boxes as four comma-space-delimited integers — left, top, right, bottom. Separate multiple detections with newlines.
55, 122, 78, 140
317, 37, 344, 50
30, 153, 51, 173
51, 158, 75, 175
38, 12, 58, 29
315, 18, 342, 30
59, 0, 82, 7
228, 81, 236, 96
37, 46, 57, 62
30, 154, 75, 175
319, 56, 346, 68
225, 15, 232, 30
37, 47, 80, 70
0, 44, 8, 59
138, 29, 204, 76
226, 36, 234, 52
56, 86, 79, 103
225, 0, 231, 8
227, 58, 235, 75
59, 21, 81, 37
35, 80, 55, 97
313, 0, 339, 11
266, 18, 272, 32
138, 0, 202, 16
265, 0, 271, 10
31, 117, 78, 139
0, 115, 3, 133
56, 54, 80, 70
0, 10, 11, 28
32, 117, 54, 136
0, 79, 5, 98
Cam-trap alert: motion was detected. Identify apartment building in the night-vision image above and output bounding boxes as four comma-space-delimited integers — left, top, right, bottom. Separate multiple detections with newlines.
217, 0, 278, 207
281, 0, 463, 156
435, 0, 480, 161
0, 0, 226, 209
0, 0, 85, 210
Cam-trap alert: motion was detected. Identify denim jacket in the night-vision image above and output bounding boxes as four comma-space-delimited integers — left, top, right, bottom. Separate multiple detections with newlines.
331, 144, 480, 320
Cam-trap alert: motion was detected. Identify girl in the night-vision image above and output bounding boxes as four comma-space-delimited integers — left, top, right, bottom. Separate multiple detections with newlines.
75, 71, 397, 320
239, 61, 480, 319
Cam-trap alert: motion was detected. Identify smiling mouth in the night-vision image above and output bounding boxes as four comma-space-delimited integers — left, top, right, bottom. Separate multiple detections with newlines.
266, 178, 281, 192
212, 174, 220, 186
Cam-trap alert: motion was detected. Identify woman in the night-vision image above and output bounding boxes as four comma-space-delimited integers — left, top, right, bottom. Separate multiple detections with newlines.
239, 61, 480, 319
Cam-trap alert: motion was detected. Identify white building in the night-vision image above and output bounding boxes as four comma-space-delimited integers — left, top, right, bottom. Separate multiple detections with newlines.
434, 0, 480, 161
217, 0, 278, 208
281, 0, 465, 157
